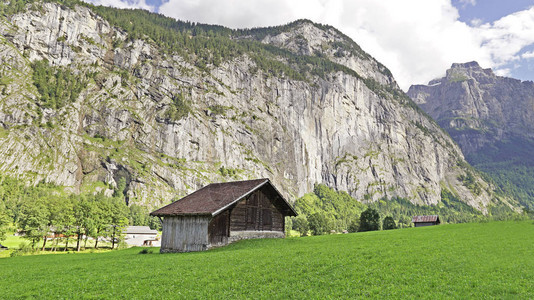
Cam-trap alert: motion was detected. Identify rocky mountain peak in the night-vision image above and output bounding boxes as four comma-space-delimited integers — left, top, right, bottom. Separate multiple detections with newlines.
408, 61, 534, 155
258, 20, 397, 87
450, 61, 481, 69
445, 61, 495, 84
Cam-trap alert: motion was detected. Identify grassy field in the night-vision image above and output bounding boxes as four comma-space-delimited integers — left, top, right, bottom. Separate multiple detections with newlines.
1, 221, 533, 298
0, 234, 116, 258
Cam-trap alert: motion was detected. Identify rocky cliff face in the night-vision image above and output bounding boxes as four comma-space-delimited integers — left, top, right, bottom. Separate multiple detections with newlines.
408, 61, 534, 209
407, 61, 534, 155
0, 3, 499, 211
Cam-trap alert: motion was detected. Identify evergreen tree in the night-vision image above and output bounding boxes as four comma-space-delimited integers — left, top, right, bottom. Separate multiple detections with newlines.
0, 202, 10, 242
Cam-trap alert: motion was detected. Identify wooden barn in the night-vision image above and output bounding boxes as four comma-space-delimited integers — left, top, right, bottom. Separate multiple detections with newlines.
412, 215, 441, 227
150, 178, 297, 253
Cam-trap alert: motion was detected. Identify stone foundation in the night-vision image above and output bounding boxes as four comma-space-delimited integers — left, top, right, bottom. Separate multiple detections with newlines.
228, 230, 284, 243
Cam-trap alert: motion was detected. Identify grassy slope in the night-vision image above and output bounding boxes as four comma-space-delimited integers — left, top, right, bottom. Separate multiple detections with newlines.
1, 221, 533, 298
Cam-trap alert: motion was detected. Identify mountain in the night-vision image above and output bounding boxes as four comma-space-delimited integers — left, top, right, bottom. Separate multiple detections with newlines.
0, 1, 509, 213
408, 62, 534, 209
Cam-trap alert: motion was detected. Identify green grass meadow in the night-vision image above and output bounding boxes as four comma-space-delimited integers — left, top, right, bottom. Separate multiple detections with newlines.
1, 221, 533, 298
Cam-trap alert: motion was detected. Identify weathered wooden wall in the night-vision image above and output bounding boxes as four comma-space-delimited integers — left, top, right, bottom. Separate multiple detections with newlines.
160, 215, 210, 253
208, 210, 229, 246
229, 187, 284, 233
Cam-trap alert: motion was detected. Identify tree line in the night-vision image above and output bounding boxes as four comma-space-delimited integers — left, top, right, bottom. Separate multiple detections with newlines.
0, 175, 161, 252
289, 183, 523, 236
292, 206, 397, 236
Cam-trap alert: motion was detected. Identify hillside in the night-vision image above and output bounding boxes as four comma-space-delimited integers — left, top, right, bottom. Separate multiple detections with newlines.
1, 221, 533, 298
0, 0, 512, 214
408, 62, 534, 209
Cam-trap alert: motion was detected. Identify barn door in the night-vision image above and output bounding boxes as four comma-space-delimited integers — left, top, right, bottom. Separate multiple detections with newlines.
209, 211, 229, 245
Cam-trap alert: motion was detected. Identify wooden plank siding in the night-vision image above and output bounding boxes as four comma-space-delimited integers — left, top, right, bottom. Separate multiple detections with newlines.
229, 187, 285, 233
160, 215, 210, 253
208, 210, 229, 246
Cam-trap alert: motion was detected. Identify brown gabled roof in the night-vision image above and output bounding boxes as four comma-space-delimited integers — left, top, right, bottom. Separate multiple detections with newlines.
412, 215, 440, 223
150, 178, 297, 217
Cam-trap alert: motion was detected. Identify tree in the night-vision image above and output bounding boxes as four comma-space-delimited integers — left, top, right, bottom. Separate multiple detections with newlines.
113, 177, 127, 199
348, 218, 359, 233
0, 202, 11, 242
382, 216, 397, 230
91, 194, 112, 249
107, 196, 128, 249
18, 199, 50, 248
292, 215, 309, 236
307, 213, 328, 236
48, 196, 75, 251
128, 204, 148, 226
358, 208, 380, 232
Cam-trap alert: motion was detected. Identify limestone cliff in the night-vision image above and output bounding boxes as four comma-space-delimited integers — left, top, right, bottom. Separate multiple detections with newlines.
0, 2, 500, 212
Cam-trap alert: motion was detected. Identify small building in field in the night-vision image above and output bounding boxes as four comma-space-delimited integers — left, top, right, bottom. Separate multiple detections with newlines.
124, 226, 159, 247
412, 215, 441, 227
150, 178, 297, 253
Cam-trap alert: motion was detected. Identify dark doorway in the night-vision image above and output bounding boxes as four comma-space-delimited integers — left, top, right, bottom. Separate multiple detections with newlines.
209, 211, 229, 245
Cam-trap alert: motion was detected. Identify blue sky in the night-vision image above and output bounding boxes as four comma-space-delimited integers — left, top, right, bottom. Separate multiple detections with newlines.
452, 0, 534, 82
453, 0, 532, 23
84, 0, 534, 89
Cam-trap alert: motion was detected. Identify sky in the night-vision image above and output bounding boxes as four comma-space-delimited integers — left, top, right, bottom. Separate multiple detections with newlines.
83, 0, 534, 90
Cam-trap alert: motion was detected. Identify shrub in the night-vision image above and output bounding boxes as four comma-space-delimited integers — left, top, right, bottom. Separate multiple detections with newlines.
359, 208, 380, 232
382, 216, 397, 230
165, 93, 191, 121
308, 213, 328, 236
348, 219, 359, 233
10, 242, 35, 257
292, 216, 309, 237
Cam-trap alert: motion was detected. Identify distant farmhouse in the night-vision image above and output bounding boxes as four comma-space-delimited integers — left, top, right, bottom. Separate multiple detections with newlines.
412, 215, 441, 227
151, 178, 297, 253
124, 226, 159, 247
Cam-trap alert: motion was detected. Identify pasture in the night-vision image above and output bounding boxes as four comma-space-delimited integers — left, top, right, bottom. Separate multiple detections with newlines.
1, 221, 533, 298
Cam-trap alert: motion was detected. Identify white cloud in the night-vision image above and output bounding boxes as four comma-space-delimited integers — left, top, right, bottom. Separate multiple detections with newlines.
84, 0, 155, 11
522, 51, 534, 59
157, 0, 325, 29
470, 18, 483, 26
494, 68, 511, 77
476, 7, 534, 65
458, 0, 476, 7
84, 0, 534, 90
